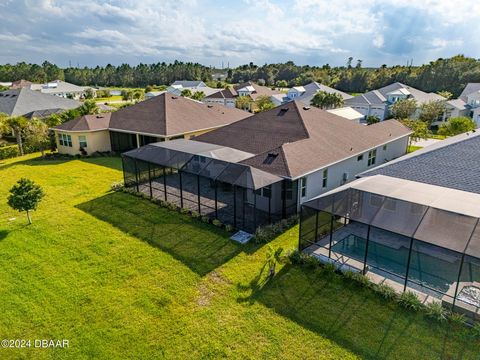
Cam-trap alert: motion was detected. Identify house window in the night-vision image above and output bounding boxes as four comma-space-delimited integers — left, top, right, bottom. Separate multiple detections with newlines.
322, 169, 328, 188
79, 135, 87, 148
367, 149, 377, 166
383, 144, 387, 151
300, 177, 307, 197
59, 133, 72, 147
357, 154, 363, 161
255, 185, 271, 198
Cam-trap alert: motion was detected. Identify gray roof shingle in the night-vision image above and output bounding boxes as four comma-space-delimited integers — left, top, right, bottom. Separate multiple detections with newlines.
360, 132, 480, 194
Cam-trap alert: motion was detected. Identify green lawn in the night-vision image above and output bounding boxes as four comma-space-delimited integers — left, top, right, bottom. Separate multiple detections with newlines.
407, 145, 423, 153
0, 154, 478, 359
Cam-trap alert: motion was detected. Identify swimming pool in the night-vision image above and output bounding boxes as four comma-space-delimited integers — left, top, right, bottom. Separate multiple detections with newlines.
331, 234, 460, 294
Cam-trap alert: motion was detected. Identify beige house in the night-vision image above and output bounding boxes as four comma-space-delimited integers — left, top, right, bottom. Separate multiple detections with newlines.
53, 93, 252, 155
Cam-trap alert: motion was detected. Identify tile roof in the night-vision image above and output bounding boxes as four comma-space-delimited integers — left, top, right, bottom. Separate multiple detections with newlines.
360, 131, 480, 194
459, 83, 480, 102
196, 101, 411, 178
0, 88, 80, 116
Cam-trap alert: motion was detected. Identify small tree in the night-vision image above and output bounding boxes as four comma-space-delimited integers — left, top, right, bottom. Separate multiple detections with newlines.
254, 95, 275, 112
180, 89, 192, 98
78, 100, 100, 115
133, 90, 144, 101
310, 91, 344, 109
419, 100, 446, 125
7, 178, 44, 224
366, 114, 380, 125
121, 89, 133, 101
400, 119, 431, 148
275, 80, 288, 88
191, 91, 205, 101
390, 99, 417, 119
437, 90, 453, 100
265, 245, 283, 277
24, 119, 50, 157
437, 116, 476, 136
236, 95, 252, 111
5, 116, 28, 156
83, 88, 95, 99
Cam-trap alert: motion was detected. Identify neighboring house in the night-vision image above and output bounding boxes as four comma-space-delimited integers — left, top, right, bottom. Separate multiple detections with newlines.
10, 79, 33, 89
0, 88, 79, 117
30, 80, 95, 99
326, 107, 365, 123
167, 80, 220, 98
289, 82, 353, 105
459, 83, 480, 127
345, 82, 445, 121
52, 92, 252, 155
120, 101, 411, 233
203, 81, 283, 109
145, 91, 166, 99
0, 82, 12, 87
299, 133, 480, 317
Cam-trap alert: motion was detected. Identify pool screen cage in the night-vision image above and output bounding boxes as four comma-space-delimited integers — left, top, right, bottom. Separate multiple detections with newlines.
121, 144, 298, 234
299, 187, 480, 316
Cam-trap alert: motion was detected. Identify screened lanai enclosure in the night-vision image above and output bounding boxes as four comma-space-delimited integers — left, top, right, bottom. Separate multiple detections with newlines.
299, 175, 480, 318
121, 140, 298, 234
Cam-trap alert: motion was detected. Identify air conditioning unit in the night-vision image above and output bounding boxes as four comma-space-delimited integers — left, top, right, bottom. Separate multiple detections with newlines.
343, 172, 349, 182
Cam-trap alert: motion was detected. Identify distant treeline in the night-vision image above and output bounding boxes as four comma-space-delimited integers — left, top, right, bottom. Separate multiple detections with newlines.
1, 55, 479, 96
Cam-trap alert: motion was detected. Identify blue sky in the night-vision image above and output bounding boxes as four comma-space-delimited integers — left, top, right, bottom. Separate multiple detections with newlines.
0, 0, 478, 68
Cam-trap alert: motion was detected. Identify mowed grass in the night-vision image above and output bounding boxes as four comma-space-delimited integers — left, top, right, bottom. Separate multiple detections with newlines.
0, 154, 478, 359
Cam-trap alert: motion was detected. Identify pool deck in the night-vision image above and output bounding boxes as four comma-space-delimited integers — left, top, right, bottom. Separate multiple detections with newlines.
304, 222, 480, 316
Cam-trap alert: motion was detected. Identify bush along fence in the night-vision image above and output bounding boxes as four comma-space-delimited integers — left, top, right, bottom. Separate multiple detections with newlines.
0, 145, 20, 160
287, 249, 480, 332
113, 181, 299, 240
112, 182, 235, 232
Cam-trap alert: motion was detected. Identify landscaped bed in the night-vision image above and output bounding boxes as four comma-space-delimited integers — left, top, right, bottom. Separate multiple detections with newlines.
0, 153, 479, 359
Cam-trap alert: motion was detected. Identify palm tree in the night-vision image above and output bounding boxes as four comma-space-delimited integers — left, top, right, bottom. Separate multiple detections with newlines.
5, 116, 28, 155
78, 100, 100, 116
310, 91, 344, 109
265, 245, 283, 277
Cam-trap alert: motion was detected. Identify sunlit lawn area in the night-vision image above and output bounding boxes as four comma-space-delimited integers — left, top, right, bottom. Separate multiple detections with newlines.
0, 154, 478, 359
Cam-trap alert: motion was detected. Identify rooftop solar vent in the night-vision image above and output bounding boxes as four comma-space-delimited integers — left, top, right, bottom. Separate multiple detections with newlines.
263, 152, 279, 165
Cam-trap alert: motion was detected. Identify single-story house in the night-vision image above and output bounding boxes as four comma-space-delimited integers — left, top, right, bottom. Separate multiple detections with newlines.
345, 82, 445, 121
52, 92, 252, 155
326, 107, 365, 123
121, 101, 411, 233
0, 88, 80, 117
203, 81, 283, 109
287, 81, 353, 105
299, 131, 480, 318
30, 80, 95, 99
145, 91, 166, 99
167, 80, 220, 98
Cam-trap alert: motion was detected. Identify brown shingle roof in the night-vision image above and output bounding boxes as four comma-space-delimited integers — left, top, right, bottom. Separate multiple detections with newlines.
204, 87, 237, 99
197, 101, 412, 178
54, 113, 111, 131
108, 92, 251, 136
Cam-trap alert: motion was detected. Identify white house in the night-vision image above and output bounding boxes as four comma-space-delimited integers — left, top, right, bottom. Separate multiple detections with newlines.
345, 82, 445, 121
459, 83, 480, 127
290, 82, 353, 105
167, 80, 220, 98
30, 80, 95, 99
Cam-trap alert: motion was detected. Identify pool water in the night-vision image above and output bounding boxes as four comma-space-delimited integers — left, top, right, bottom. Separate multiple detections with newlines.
331, 234, 460, 293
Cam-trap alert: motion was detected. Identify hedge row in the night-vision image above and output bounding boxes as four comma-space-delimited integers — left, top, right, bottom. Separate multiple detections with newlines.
0, 145, 19, 160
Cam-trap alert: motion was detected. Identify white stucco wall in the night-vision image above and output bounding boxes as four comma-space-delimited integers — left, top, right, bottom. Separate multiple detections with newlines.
297, 135, 409, 206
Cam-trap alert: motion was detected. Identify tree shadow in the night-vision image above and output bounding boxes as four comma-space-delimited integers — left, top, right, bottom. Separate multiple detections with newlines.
76, 191, 260, 276
247, 264, 477, 360
0, 230, 9, 241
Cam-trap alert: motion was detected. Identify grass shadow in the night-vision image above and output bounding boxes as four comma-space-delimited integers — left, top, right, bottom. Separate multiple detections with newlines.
0, 230, 9, 241
76, 191, 251, 276
249, 264, 478, 360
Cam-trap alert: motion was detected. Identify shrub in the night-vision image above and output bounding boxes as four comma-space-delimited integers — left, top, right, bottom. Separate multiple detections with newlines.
0, 145, 19, 160
425, 301, 448, 322
469, 321, 480, 339
167, 202, 178, 211
212, 219, 222, 227
225, 224, 234, 232
375, 283, 397, 301
351, 272, 371, 288
287, 249, 306, 265
111, 182, 124, 192
343, 269, 357, 282
322, 262, 336, 274
190, 211, 200, 219
201, 216, 210, 223
449, 312, 466, 327
180, 208, 190, 215
253, 215, 298, 243
398, 291, 423, 311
